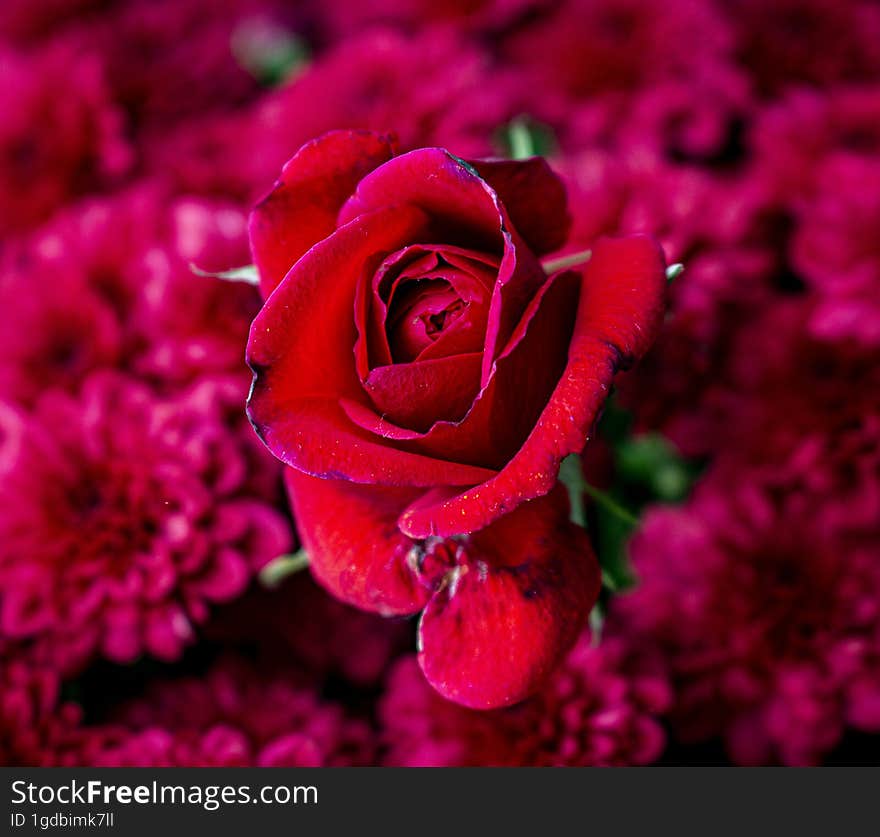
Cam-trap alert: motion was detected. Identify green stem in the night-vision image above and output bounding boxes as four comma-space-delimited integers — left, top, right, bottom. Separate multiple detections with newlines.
541, 249, 592, 274
507, 118, 536, 160
259, 549, 310, 588
190, 262, 260, 286
582, 482, 640, 528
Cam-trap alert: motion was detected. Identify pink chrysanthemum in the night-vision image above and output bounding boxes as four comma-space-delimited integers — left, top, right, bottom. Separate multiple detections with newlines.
0, 42, 130, 234
130, 199, 261, 389
0, 0, 103, 45
708, 300, 880, 516
789, 156, 880, 345
753, 85, 880, 206
557, 154, 774, 456
0, 261, 124, 409
209, 574, 411, 688
504, 0, 733, 103
1, 188, 262, 402
250, 28, 525, 171
69, 0, 306, 132
587, 67, 751, 168
0, 647, 85, 766
723, 0, 880, 93
316, 0, 542, 39
614, 462, 880, 766
88, 655, 375, 767
144, 110, 264, 203
380, 635, 670, 766
0, 372, 291, 675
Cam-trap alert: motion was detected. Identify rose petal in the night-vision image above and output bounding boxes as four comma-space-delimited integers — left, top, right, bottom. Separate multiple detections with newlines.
249, 203, 501, 486
364, 353, 483, 432
470, 157, 571, 256
249, 202, 497, 485
287, 469, 428, 616
256, 396, 497, 487
338, 148, 504, 250
357, 245, 496, 374
399, 235, 666, 537
249, 130, 396, 298
479, 227, 548, 386
248, 204, 428, 399
337, 147, 549, 388
417, 486, 600, 708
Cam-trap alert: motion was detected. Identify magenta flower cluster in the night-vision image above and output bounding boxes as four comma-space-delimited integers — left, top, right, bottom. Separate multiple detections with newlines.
1, 0, 878, 766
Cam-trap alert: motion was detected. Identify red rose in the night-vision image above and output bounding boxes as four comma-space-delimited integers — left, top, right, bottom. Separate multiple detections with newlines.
246, 130, 666, 708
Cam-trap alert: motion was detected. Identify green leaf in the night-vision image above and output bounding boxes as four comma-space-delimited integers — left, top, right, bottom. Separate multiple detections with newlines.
541, 249, 592, 275
616, 433, 696, 502
589, 600, 606, 645
582, 481, 639, 529
501, 117, 557, 160
558, 453, 587, 528
558, 453, 639, 594
259, 549, 309, 588
666, 263, 685, 282
231, 22, 310, 87
597, 395, 634, 446
594, 505, 637, 592
190, 263, 260, 286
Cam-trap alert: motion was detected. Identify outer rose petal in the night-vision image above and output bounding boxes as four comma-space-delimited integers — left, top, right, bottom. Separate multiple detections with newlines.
469, 157, 571, 256
258, 397, 496, 487
338, 147, 505, 247
248, 204, 428, 399
417, 486, 600, 709
287, 469, 428, 616
249, 130, 396, 298
400, 235, 666, 538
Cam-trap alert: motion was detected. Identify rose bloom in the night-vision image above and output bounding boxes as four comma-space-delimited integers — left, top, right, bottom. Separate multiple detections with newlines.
614, 462, 880, 766
245, 130, 666, 707
0, 372, 291, 674
380, 634, 671, 766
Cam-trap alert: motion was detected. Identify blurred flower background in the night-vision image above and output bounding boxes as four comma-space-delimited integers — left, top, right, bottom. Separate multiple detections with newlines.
1, 0, 878, 767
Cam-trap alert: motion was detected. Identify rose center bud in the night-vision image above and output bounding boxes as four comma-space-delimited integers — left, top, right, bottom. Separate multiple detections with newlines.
386, 279, 469, 363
